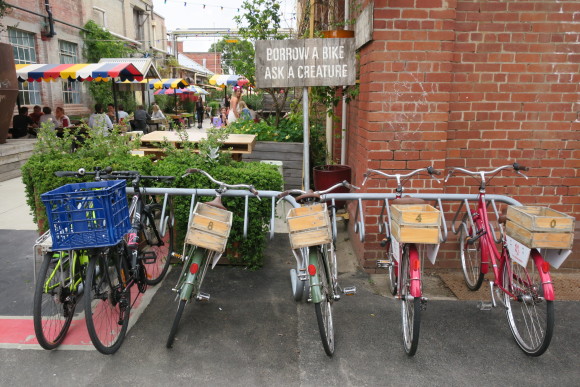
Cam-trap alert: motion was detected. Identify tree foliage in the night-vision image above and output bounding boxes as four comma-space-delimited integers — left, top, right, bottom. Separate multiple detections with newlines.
209, 38, 255, 82
233, 0, 291, 129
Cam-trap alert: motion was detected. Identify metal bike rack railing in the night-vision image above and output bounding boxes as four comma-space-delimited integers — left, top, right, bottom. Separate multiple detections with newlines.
319, 193, 522, 244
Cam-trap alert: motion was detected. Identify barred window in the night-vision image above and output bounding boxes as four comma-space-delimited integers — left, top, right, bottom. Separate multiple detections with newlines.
9, 28, 41, 105
59, 40, 81, 104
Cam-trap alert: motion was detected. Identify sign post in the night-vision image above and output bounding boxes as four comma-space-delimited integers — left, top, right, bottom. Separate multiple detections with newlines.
255, 38, 356, 190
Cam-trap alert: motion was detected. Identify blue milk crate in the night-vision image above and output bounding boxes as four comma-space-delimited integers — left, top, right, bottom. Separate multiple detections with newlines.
41, 180, 131, 250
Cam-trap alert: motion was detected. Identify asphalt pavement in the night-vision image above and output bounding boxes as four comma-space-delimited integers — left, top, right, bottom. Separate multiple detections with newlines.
0, 158, 579, 386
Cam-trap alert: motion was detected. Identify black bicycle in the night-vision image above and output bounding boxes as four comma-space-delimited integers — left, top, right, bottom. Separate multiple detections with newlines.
54, 167, 175, 353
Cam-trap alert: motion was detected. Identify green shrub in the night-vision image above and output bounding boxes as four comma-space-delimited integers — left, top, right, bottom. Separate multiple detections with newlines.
208, 101, 220, 116
22, 126, 282, 268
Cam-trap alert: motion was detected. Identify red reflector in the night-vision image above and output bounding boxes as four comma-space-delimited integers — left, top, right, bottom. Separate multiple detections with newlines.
541, 261, 550, 273
412, 259, 420, 271
190, 263, 199, 274
308, 264, 317, 276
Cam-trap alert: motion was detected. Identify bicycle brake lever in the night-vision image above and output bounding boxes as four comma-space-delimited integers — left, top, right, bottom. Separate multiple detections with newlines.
515, 170, 529, 180
444, 171, 453, 183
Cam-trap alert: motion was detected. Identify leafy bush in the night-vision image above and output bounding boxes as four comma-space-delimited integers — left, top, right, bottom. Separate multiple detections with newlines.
22, 126, 282, 268
207, 101, 220, 116
244, 93, 263, 111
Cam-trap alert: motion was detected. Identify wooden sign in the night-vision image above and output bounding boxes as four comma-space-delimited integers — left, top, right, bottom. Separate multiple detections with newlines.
255, 38, 356, 88
355, 3, 373, 50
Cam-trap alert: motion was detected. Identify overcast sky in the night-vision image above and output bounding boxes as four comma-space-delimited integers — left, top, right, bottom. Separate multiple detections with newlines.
152, 0, 297, 52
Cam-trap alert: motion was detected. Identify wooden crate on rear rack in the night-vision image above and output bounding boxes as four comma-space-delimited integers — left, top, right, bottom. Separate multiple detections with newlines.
506, 206, 575, 249
390, 204, 441, 244
287, 203, 332, 249
185, 203, 233, 253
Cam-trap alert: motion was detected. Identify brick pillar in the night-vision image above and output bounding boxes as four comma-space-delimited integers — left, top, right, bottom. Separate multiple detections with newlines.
346, 0, 457, 271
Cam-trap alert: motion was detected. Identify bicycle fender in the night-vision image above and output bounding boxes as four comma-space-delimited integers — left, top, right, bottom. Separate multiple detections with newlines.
531, 250, 555, 301
408, 245, 422, 298
308, 248, 322, 304
180, 248, 205, 301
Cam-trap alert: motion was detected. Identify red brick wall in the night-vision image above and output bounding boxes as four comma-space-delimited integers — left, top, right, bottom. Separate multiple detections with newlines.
182, 52, 223, 74
344, 0, 580, 271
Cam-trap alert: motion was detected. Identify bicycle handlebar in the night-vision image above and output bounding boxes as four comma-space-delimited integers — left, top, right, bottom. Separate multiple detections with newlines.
276, 180, 360, 200
362, 166, 441, 187
444, 162, 529, 183
182, 168, 260, 199
54, 167, 175, 182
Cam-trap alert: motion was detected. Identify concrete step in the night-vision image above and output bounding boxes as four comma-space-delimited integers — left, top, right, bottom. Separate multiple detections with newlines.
0, 139, 36, 182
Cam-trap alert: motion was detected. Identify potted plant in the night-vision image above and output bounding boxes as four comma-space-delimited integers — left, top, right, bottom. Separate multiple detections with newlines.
313, 164, 352, 209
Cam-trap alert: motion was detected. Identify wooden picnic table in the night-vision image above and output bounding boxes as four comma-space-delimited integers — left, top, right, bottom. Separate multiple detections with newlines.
137, 130, 256, 161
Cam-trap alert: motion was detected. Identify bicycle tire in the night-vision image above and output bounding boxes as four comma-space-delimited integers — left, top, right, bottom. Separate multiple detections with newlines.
400, 245, 421, 356
503, 257, 554, 356
84, 246, 130, 354
166, 299, 187, 348
33, 253, 77, 350
312, 247, 335, 356
387, 242, 398, 296
142, 203, 174, 285
459, 225, 484, 291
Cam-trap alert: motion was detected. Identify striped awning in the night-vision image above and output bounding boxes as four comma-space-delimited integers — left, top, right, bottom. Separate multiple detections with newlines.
15, 62, 144, 82
153, 85, 208, 95
149, 78, 189, 89
209, 74, 245, 86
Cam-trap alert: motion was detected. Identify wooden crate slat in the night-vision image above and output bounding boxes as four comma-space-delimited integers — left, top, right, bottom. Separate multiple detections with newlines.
288, 213, 328, 232
507, 206, 574, 232
189, 214, 231, 237
185, 229, 228, 252
289, 228, 332, 249
391, 220, 440, 244
391, 204, 440, 226
195, 203, 232, 223
506, 220, 573, 249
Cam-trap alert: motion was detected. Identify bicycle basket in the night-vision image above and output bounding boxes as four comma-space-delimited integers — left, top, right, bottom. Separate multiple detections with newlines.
185, 202, 233, 253
287, 203, 332, 249
41, 180, 131, 250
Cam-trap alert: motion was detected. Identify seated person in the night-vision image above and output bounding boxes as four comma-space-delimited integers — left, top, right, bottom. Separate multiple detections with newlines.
54, 106, 71, 128
38, 106, 57, 130
237, 101, 253, 120
217, 107, 228, 127
106, 103, 116, 123
133, 105, 151, 132
10, 106, 35, 139
29, 105, 43, 126
117, 104, 129, 122
151, 103, 165, 120
88, 103, 113, 135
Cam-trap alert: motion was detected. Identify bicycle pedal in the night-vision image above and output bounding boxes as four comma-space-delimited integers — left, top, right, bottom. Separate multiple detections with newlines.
140, 251, 157, 264
376, 260, 391, 269
342, 286, 357, 296
196, 292, 210, 302
478, 301, 493, 311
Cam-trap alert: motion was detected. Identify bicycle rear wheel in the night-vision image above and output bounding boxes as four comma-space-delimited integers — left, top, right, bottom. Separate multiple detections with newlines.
33, 252, 79, 350
459, 224, 484, 291
142, 203, 174, 285
166, 246, 206, 348
312, 247, 335, 356
503, 257, 554, 356
400, 244, 420, 356
84, 246, 130, 354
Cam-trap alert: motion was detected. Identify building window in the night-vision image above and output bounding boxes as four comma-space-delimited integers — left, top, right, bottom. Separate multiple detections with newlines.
93, 7, 106, 27
9, 28, 41, 105
59, 40, 81, 104
134, 8, 144, 42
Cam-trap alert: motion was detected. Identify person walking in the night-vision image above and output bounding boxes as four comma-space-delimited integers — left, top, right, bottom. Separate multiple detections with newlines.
195, 97, 205, 129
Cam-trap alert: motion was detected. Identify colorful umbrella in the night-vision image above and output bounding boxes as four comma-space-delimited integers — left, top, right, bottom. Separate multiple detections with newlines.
209, 74, 246, 86
15, 62, 144, 82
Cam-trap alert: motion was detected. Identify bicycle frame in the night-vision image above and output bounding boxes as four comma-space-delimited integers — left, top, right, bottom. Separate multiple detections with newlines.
468, 192, 554, 301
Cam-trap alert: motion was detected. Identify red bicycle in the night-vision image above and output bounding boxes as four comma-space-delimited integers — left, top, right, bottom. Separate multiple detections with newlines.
363, 166, 441, 356
446, 163, 554, 356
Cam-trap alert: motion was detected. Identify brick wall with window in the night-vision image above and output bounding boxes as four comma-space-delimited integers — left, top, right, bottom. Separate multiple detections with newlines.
345, 0, 579, 270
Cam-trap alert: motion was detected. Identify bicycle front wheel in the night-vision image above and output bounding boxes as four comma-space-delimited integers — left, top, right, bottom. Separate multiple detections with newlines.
143, 203, 174, 285
33, 252, 78, 350
459, 224, 484, 291
503, 257, 554, 356
400, 245, 421, 356
84, 247, 130, 354
312, 247, 335, 356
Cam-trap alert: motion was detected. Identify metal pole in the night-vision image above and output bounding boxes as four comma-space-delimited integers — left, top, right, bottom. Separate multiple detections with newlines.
303, 87, 310, 191
341, 0, 350, 165
112, 80, 119, 123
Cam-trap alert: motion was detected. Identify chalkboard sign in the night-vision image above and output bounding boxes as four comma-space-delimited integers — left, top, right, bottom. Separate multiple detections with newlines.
255, 38, 356, 88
